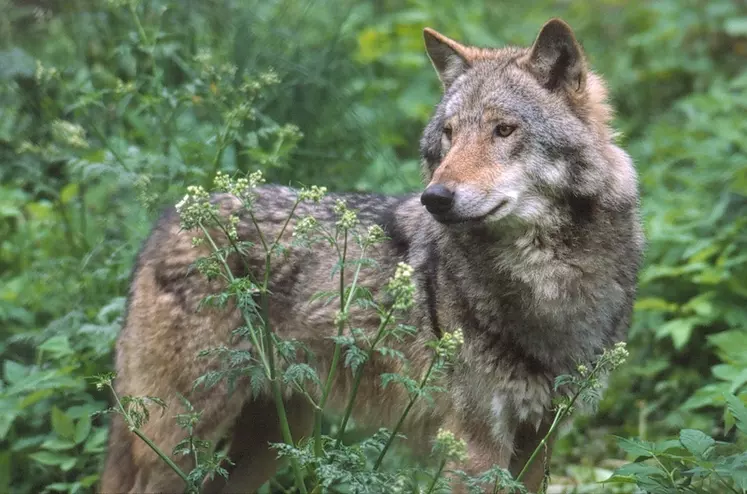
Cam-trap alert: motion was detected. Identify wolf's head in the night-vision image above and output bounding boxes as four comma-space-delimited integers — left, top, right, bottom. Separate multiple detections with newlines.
419, 19, 633, 226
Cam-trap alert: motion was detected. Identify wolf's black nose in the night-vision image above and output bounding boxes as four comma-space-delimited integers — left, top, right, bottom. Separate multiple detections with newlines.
421, 184, 455, 215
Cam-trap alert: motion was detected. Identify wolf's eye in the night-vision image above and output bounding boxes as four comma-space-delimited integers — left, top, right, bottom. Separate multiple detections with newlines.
493, 124, 516, 138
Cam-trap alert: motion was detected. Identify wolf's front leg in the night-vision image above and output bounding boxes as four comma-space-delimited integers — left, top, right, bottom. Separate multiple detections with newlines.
441, 414, 553, 493
438, 415, 515, 494
509, 419, 555, 493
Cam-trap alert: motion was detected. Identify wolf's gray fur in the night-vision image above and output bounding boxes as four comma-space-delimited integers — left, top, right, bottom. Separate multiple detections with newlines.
101, 18, 644, 494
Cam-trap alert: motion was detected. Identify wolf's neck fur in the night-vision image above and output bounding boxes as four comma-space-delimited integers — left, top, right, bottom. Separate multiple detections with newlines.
407, 192, 623, 376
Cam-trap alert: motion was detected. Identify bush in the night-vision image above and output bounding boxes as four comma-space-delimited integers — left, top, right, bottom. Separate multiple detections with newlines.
1, 0, 745, 492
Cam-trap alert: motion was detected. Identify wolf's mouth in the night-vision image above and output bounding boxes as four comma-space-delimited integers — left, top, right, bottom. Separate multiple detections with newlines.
432, 198, 510, 225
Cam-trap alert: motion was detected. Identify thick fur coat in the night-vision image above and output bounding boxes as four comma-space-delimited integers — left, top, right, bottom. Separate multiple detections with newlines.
101, 19, 644, 494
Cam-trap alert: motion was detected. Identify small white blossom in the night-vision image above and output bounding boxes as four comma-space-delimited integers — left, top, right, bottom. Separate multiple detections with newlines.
434, 428, 468, 463
436, 328, 464, 360
365, 224, 387, 246
292, 216, 318, 240
298, 185, 327, 203
175, 185, 215, 230
226, 214, 240, 240
51, 120, 88, 149
386, 262, 415, 311
606, 341, 629, 369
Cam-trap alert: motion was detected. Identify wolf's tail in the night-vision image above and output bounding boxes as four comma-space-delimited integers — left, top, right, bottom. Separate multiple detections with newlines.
99, 413, 136, 494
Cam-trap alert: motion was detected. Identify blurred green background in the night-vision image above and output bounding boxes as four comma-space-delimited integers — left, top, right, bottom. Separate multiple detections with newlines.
1, 0, 746, 492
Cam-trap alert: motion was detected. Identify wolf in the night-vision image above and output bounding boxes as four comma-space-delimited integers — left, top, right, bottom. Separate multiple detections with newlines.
100, 18, 644, 494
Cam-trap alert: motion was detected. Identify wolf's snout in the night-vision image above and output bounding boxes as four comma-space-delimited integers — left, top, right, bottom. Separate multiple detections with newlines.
421, 184, 455, 215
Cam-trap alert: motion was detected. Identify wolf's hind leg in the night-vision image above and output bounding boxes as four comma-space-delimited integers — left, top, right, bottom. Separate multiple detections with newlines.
125, 380, 252, 494
201, 395, 315, 494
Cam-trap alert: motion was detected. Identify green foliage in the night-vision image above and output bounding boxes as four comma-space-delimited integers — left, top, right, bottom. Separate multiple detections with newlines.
605, 413, 747, 493
1, 0, 746, 492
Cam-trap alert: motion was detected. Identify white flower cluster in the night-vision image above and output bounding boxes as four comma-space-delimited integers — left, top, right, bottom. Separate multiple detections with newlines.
51, 120, 88, 149
175, 185, 215, 231
386, 262, 415, 311
434, 427, 468, 463
436, 328, 464, 360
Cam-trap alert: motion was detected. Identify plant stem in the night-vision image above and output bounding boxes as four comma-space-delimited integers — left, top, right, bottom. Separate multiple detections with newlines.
510, 408, 562, 490
199, 224, 269, 373
373, 354, 439, 470
127, 1, 151, 47
266, 325, 307, 493
510, 363, 606, 492
425, 457, 448, 494
335, 308, 394, 445
314, 229, 348, 456
109, 385, 193, 490
258, 230, 307, 494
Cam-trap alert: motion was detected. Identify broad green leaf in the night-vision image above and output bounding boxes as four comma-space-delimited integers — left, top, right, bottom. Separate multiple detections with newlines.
0, 409, 17, 441
615, 436, 655, 458
708, 330, 747, 363
725, 17, 747, 36
74, 415, 92, 444
605, 462, 665, 482
41, 438, 77, 451
29, 451, 70, 466
80, 474, 100, 488
725, 393, 747, 435
44, 483, 72, 492
19, 389, 55, 409
39, 335, 74, 358
681, 384, 729, 410
634, 297, 678, 313
0, 48, 35, 80
0, 451, 8, 494
656, 318, 697, 350
83, 427, 108, 453
60, 456, 77, 472
679, 429, 714, 457
59, 183, 80, 205
51, 407, 75, 440
3, 360, 26, 384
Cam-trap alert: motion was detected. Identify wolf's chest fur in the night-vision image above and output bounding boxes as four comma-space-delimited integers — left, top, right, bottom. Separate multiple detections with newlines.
395, 208, 627, 441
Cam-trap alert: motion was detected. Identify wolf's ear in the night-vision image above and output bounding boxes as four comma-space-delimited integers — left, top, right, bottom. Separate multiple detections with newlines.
525, 19, 586, 93
423, 28, 471, 90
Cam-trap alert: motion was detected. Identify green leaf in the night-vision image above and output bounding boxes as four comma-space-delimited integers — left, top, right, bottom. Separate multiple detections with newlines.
60, 456, 77, 472
615, 436, 654, 458
3, 360, 26, 384
679, 429, 714, 458
0, 410, 18, 441
44, 483, 72, 492
18, 389, 55, 409
39, 335, 74, 358
59, 183, 79, 205
83, 427, 108, 453
74, 415, 92, 444
634, 297, 678, 313
51, 407, 76, 440
725, 17, 747, 36
656, 318, 697, 350
29, 451, 71, 466
0, 48, 35, 80
41, 438, 77, 451
708, 330, 747, 364
604, 462, 666, 485
681, 383, 729, 410
80, 474, 100, 488
725, 393, 747, 435
0, 451, 9, 494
